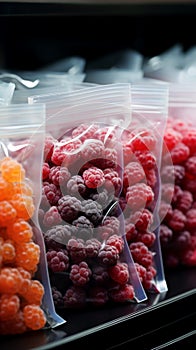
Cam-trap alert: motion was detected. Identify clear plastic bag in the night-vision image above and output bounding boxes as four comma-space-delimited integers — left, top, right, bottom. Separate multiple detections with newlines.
120, 81, 169, 293
0, 104, 65, 335
32, 84, 148, 309
159, 83, 196, 268
0, 81, 15, 105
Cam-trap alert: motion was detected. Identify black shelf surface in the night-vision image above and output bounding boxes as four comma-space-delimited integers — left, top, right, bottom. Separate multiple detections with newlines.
1, 267, 196, 350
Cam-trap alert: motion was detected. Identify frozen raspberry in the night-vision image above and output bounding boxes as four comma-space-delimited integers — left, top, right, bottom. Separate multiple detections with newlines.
171, 118, 191, 133
51, 286, 64, 308
88, 286, 108, 306
134, 231, 156, 247
72, 123, 99, 142
185, 156, 196, 176
66, 175, 88, 198
82, 166, 105, 189
51, 138, 82, 166
185, 208, 196, 230
182, 128, 196, 155
126, 183, 154, 211
159, 201, 173, 223
99, 216, 120, 241
42, 162, 50, 180
57, 195, 81, 223
142, 265, 157, 290
106, 235, 124, 254
90, 188, 111, 209
170, 143, 190, 164
49, 165, 71, 186
63, 286, 86, 308
168, 209, 186, 232
102, 147, 118, 169
135, 262, 147, 283
81, 199, 102, 225
173, 231, 192, 251
47, 248, 69, 272
70, 261, 92, 286
123, 161, 145, 189
159, 224, 173, 245
91, 265, 110, 285
130, 242, 153, 268
131, 129, 157, 152
145, 168, 157, 188
181, 249, 196, 266
0, 294, 20, 321
163, 128, 182, 151
183, 176, 196, 193
23, 305, 46, 330
94, 127, 117, 145
98, 244, 119, 266
129, 208, 153, 231
42, 181, 62, 206
44, 224, 75, 248
109, 283, 135, 302
44, 134, 56, 162
67, 238, 87, 263
81, 139, 104, 162
42, 206, 63, 227
103, 168, 122, 196
85, 238, 101, 258
134, 150, 156, 171
176, 190, 193, 213
123, 139, 134, 165
109, 262, 129, 285
72, 216, 94, 240
125, 222, 138, 242
161, 183, 174, 204
161, 165, 185, 185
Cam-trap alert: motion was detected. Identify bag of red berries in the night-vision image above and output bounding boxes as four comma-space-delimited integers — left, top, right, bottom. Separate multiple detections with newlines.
34, 83, 149, 309
159, 83, 196, 268
120, 81, 169, 294
0, 104, 65, 335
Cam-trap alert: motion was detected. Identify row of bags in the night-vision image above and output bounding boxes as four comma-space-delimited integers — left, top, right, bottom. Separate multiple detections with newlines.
0, 77, 196, 335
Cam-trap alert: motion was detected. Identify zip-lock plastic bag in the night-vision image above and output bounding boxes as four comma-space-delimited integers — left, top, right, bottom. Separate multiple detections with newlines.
39, 56, 86, 75
120, 81, 169, 293
32, 84, 148, 309
159, 83, 196, 268
0, 104, 65, 335
0, 81, 15, 105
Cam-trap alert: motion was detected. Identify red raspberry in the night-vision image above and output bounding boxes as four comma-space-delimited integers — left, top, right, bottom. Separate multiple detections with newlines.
85, 238, 101, 258
170, 143, 190, 164
134, 231, 156, 248
135, 262, 147, 283
129, 208, 153, 231
67, 175, 88, 198
47, 248, 69, 272
185, 156, 196, 177
51, 138, 82, 166
123, 161, 145, 188
161, 164, 185, 185
49, 165, 71, 186
63, 286, 86, 308
182, 128, 196, 155
129, 242, 153, 268
82, 166, 105, 189
70, 261, 92, 286
126, 183, 154, 211
131, 129, 157, 152
176, 190, 193, 213
183, 176, 196, 193
163, 127, 182, 151
67, 238, 87, 263
168, 209, 186, 232
91, 265, 110, 284
42, 181, 62, 206
125, 222, 138, 242
52, 287, 64, 308
159, 201, 173, 223
109, 262, 129, 284
103, 168, 122, 195
44, 134, 56, 162
106, 234, 124, 254
72, 123, 99, 142
109, 283, 135, 302
81, 139, 104, 162
159, 224, 173, 245
57, 195, 81, 223
123, 139, 134, 165
88, 286, 108, 306
42, 162, 50, 180
43, 206, 62, 227
98, 245, 119, 266
185, 208, 196, 230
98, 216, 120, 240
94, 127, 117, 145
134, 150, 156, 170
181, 249, 196, 266
142, 265, 157, 290
145, 168, 157, 188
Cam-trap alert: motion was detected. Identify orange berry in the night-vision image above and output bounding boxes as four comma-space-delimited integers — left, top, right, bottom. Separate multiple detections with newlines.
0, 310, 27, 335
15, 241, 40, 272
12, 180, 34, 197
0, 176, 14, 200
21, 280, 44, 305
2, 239, 16, 263
0, 294, 20, 321
0, 267, 23, 294
0, 157, 25, 183
7, 219, 33, 244
10, 194, 35, 220
0, 201, 17, 226
23, 305, 46, 330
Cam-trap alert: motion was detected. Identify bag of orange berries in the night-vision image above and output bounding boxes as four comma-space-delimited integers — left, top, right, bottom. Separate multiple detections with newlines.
0, 104, 65, 335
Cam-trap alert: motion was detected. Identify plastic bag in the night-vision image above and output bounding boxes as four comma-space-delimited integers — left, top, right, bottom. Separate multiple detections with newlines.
0, 81, 15, 105
39, 56, 86, 75
32, 84, 148, 309
0, 104, 65, 335
120, 81, 169, 293
159, 83, 196, 268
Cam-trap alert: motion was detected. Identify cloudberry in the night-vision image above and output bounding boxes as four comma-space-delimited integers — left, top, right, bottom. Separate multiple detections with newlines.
0, 157, 25, 183
0, 201, 17, 226
10, 194, 35, 220
23, 305, 46, 330
15, 242, 40, 272
0, 294, 20, 321
0, 176, 14, 200
7, 218, 33, 243
0, 267, 23, 294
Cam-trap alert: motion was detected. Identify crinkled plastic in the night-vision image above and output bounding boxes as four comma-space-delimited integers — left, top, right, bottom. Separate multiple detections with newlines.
120, 81, 169, 293
0, 104, 65, 335
159, 83, 196, 268
32, 84, 148, 309
39, 56, 86, 75
0, 81, 15, 105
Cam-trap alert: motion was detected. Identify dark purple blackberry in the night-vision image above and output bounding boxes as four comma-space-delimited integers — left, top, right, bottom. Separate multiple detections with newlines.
49, 165, 71, 186
91, 265, 110, 285
72, 216, 94, 240
47, 248, 69, 272
88, 286, 108, 306
42, 181, 62, 206
63, 286, 86, 308
81, 199, 103, 225
67, 238, 87, 263
69, 261, 92, 286
97, 244, 119, 266
44, 224, 76, 248
57, 195, 81, 223
51, 287, 64, 308
85, 238, 102, 258
66, 175, 88, 199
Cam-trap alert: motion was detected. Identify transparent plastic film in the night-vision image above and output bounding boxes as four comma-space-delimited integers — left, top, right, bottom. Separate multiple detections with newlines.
0, 104, 65, 336
0, 81, 15, 106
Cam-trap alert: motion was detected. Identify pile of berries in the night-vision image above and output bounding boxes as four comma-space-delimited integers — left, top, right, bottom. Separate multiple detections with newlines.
0, 157, 46, 334
40, 124, 136, 308
160, 117, 196, 267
